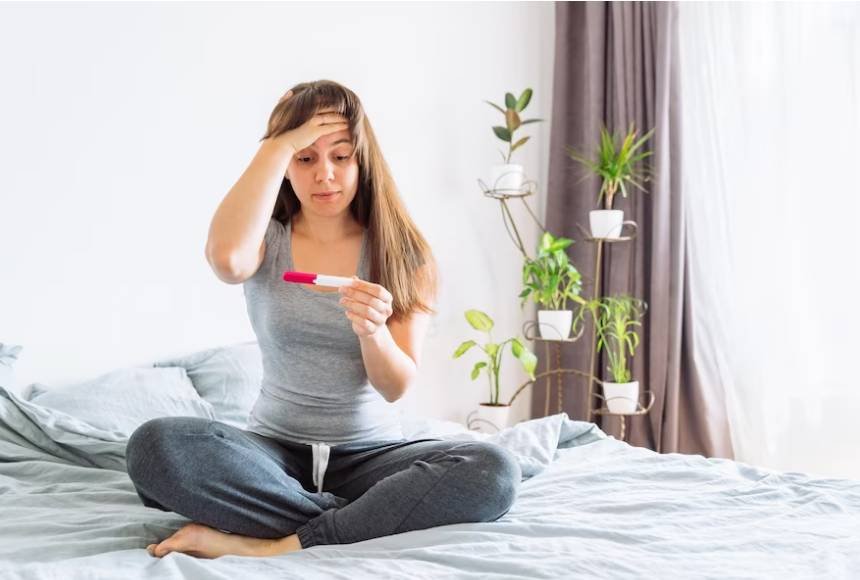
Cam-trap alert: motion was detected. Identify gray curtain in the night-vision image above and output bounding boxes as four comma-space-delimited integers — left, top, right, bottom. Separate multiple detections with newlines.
532, 1, 734, 459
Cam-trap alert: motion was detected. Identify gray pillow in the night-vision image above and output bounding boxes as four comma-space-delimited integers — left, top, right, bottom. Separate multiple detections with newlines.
27, 367, 216, 436
0, 343, 23, 389
152, 341, 262, 429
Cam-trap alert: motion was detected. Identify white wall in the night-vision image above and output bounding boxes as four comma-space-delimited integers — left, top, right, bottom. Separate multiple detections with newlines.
0, 2, 555, 426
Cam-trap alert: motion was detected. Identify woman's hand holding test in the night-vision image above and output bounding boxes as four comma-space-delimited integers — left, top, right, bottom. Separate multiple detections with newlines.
338, 278, 394, 337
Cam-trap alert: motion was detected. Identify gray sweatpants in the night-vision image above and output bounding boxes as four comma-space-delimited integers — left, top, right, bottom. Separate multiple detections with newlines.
125, 417, 521, 547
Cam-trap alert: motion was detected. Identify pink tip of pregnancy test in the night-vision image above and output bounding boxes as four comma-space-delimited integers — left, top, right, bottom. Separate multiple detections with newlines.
282, 271, 317, 284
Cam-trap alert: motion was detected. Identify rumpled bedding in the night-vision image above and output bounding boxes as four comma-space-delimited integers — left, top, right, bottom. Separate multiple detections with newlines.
2, 386, 860, 579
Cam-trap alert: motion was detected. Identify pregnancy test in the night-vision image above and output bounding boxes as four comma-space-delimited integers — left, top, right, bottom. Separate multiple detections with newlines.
282, 271, 354, 288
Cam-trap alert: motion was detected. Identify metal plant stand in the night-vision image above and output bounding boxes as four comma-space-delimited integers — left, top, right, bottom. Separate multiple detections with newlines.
479, 178, 655, 442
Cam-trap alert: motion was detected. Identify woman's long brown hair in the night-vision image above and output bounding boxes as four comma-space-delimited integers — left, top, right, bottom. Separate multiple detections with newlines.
259, 80, 437, 321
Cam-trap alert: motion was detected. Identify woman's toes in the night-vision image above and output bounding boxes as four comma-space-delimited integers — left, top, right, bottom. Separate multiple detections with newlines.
146, 542, 172, 558
153, 523, 215, 558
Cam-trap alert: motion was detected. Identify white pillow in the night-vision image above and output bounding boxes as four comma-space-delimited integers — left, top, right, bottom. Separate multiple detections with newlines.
27, 367, 216, 436
0, 343, 23, 389
152, 342, 262, 429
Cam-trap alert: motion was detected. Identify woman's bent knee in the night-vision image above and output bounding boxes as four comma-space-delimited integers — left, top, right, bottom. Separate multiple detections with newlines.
463, 442, 521, 521
126, 416, 211, 483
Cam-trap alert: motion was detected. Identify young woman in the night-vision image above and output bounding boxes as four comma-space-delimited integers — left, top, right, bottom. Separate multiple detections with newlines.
125, 80, 521, 559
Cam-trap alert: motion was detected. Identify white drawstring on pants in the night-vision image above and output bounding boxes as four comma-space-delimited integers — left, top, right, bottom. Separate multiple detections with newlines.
311, 442, 331, 494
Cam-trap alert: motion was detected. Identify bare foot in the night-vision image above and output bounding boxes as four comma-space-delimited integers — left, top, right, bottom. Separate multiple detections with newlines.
146, 523, 302, 559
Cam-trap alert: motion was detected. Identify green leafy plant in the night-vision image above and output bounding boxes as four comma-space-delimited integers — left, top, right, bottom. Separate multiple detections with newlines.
574, 295, 646, 383
565, 123, 655, 210
453, 309, 537, 405
485, 88, 543, 164
520, 232, 586, 311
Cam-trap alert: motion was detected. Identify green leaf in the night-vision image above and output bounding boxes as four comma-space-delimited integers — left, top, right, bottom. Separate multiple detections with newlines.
549, 237, 573, 252
520, 118, 543, 125
465, 309, 494, 332
453, 340, 476, 358
505, 109, 522, 132
630, 127, 655, 154
518, 346, 538, 378
492, 126, 512, 142
516, 88, 533, 112
510, 136, 530, 153
539, 231, 553, 252
470, 361, 487, 380
511, 337, 524, 357
485, 342, 500, 359
566, 145, 599, 172
484, 100, 505, 114
505, 92, 517, 109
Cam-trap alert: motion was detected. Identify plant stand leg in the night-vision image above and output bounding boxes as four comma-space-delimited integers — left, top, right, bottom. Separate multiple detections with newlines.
618, 416, 627, 441
543, 341, 551, 417
555, 342, 563, 413
587, 239, 605, 423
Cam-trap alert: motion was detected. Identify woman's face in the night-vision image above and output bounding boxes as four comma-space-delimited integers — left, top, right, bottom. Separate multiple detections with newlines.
286, 128, 359, 219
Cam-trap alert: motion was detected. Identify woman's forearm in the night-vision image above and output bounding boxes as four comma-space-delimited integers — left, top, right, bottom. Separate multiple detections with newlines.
358, 326, 417, 403
205, 139, 295, 280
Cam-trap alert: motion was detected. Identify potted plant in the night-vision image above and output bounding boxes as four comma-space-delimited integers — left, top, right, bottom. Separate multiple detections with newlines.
520, 232, 587, 339
574, 295, 646, 414
485, 88, 543, 193
453, 309, 537, 432
565, 124, 654, 239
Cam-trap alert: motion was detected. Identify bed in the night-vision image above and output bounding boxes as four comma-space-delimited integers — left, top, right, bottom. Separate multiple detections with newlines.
1, 342, 859, 579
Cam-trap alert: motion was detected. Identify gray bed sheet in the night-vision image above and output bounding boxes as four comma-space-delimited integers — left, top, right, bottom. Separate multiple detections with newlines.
1, 387, 859, 579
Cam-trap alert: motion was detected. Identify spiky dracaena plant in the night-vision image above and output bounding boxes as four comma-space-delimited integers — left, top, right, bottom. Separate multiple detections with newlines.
566, 124, 655, 210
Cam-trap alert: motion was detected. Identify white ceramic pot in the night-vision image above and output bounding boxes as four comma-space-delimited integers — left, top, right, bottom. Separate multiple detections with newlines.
537, 310, 573, 340
472, 403, 511, 433
489, 164, 524, 193
602, 380, 639, 414
589, 209, 624, 239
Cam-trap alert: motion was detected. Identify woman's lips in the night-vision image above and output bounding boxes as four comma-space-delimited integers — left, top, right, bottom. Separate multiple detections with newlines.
312, 191, 341, 202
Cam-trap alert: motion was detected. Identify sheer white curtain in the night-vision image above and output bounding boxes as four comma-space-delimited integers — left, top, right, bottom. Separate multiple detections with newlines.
679, 2, 860, 478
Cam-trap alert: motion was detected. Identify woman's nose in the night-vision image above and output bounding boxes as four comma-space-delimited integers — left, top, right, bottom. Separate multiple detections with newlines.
314, 159, 335, 182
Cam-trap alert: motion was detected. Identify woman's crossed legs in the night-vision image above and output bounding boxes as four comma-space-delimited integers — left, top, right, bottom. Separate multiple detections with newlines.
126, 417, 521, 558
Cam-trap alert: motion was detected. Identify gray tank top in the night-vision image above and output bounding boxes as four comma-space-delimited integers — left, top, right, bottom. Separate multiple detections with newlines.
243, 217, 404, 446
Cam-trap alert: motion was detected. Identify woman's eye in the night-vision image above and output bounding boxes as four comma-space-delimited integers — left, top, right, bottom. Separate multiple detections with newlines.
336, 156, 350, 161
298, 157, 312, 163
